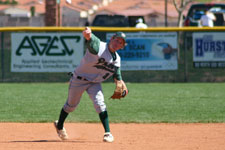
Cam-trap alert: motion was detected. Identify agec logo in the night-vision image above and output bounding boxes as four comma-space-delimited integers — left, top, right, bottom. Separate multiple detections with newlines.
15, 35, 81, 56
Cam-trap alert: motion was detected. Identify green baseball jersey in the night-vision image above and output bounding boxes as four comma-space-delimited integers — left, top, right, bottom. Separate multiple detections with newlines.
74, 34, 122, 82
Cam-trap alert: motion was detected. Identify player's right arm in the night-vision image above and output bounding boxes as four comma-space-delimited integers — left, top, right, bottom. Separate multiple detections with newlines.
83, 27, 100, 55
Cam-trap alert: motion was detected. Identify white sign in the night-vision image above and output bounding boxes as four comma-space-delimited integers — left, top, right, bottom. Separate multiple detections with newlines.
107, 32, 178, 70
11, 33, 84, 72
193, 32, 225, 68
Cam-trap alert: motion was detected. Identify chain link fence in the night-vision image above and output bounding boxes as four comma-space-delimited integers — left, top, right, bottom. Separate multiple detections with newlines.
0, 27, 225, 83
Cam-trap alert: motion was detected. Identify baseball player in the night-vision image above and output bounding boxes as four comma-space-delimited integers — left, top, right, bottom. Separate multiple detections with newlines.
54, 27, 128, 142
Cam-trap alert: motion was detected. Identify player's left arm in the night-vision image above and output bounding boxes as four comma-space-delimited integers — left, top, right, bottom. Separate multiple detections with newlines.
111, 78, 128, 99
113, 67, 122, 81
112, 67, 128, 98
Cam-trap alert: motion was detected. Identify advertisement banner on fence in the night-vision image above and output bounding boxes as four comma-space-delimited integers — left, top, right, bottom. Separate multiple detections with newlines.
11, 32, 84, 72
107, 32, 178, 70
193, 32, 225, 68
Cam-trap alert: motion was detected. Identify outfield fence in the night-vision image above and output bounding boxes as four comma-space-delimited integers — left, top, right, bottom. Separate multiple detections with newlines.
0, 27, 225, 82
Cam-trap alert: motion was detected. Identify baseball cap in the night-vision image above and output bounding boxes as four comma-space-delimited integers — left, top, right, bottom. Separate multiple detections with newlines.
114, 32, 126, 41
113, 32, 127, 46
136, 18, 143, 23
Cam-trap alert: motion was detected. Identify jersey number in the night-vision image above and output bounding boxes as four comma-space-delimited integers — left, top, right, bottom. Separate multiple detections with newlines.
103, 73, 110, 79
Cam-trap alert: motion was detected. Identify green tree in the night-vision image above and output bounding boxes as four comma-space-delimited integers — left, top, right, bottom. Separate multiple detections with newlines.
0, 0, 18, 5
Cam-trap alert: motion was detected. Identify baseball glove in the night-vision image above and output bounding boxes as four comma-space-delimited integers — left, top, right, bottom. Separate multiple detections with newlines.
110, 80, 128, 99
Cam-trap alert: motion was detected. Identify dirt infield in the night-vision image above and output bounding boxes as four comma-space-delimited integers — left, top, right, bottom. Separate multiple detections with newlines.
0, 123, 225, 150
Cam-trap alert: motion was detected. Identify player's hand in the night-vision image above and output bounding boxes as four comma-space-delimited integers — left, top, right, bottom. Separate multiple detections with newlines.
83, 27, 92, 41
110, 79, 128, 99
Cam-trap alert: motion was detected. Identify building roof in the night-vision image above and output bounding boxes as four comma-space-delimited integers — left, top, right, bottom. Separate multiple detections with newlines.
1, 0, 223, 18
0, 0, 101, 17
97, 0, 179, 18
0, 0, 45, 16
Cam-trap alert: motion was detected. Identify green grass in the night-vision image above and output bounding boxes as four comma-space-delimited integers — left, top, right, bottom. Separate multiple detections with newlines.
0, 82, 225, 123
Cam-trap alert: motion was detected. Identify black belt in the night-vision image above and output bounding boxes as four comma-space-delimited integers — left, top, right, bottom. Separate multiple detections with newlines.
77, 76, 88, 81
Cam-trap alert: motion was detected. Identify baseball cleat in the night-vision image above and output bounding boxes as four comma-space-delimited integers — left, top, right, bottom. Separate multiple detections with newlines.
103, 132, 114, 142
54, 120, 68, 140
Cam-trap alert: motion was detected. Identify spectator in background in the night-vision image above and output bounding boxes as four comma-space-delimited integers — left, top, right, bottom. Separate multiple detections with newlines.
200, 10, 216, 27
135, 18, 148, 29
85, 21, 90, 26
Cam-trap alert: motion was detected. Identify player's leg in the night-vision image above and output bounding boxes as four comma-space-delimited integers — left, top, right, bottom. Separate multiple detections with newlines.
99, 111, 110, 133
58, 79, 88, 127
87, 83, 114, 142
86, 83, 109, 131
55, 78, 88, 140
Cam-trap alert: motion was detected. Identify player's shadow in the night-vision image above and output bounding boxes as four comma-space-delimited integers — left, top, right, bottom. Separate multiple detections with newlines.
9, 140, 99, 143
